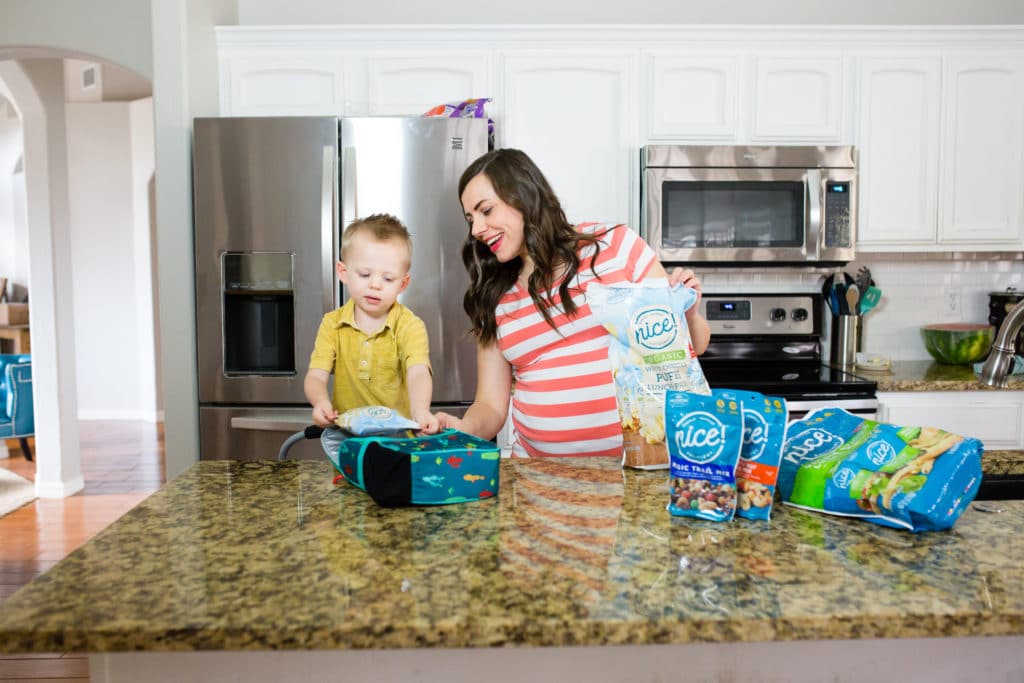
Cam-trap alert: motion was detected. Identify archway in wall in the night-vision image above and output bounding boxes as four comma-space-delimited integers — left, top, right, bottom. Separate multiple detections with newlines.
0, 50, 157, 497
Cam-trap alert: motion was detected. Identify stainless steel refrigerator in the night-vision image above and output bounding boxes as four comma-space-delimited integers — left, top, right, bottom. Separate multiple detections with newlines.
192, 116, 489, 460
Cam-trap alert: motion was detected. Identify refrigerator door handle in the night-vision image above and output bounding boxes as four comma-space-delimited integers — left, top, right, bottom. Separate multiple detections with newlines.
321, 144, 337, 314
340, 145, 357, 307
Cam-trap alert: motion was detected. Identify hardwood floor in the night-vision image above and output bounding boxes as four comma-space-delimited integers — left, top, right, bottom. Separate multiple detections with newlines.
0, 422, 165, 683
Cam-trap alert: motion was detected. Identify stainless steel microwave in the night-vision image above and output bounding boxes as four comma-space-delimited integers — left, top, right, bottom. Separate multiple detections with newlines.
641, 145, 856, 266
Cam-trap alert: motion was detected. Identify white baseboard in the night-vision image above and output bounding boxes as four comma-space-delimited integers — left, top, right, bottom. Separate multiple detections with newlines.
35, 474, 85, 499
79, 409, 162, 422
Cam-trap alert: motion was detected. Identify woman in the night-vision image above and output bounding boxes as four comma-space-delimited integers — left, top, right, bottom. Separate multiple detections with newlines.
435, 149, 710, 457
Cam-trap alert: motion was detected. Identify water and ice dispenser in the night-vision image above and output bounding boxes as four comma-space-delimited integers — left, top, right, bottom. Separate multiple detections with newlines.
221, 252, 296, 376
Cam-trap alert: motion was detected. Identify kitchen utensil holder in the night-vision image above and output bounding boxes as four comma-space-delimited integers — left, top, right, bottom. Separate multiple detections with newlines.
831, 315, 860, 368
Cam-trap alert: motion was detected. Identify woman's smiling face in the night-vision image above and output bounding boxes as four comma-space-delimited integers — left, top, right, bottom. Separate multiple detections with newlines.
461, 173, 527, 264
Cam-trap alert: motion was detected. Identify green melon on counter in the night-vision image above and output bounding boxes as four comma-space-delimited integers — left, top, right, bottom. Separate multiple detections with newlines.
920, 323, 994, 365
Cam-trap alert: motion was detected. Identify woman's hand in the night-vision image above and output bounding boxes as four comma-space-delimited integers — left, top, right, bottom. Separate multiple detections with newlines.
669, 267, 703, 315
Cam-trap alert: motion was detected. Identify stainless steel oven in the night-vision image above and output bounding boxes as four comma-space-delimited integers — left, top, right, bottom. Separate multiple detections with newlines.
700, 292, 877, 421
641, 145, 857, 266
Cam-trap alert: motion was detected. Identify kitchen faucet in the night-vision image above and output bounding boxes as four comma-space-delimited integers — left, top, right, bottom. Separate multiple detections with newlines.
979, 298, 1024, 388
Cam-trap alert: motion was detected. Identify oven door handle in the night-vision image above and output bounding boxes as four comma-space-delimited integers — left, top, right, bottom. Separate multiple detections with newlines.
805, 168, 822, 259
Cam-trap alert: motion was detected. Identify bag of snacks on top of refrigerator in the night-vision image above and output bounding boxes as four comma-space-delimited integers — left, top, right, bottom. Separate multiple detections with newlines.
778, 407, 983, 532
588, 280, 711, 470
422, 98, 494, 146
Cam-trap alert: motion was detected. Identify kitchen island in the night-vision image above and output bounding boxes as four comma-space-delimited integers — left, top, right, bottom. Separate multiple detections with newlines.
1, 458, 1022, 682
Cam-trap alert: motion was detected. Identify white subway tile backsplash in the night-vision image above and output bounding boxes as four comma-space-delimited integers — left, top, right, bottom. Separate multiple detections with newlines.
697, 257, 1024, 362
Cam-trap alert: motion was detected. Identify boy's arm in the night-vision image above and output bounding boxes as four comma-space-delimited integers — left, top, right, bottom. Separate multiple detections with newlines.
406, 363, 439, 434
304, 368, 337, 427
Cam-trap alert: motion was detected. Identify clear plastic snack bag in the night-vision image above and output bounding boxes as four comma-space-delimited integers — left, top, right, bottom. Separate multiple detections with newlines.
588, 280, 711, 469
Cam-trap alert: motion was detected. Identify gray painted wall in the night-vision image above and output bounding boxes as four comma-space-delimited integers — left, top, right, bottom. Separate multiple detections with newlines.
0, 0, 153, 79
236, 0, 1024, 25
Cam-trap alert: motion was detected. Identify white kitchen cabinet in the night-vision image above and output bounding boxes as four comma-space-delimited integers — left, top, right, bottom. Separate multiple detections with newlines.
643, 52, 845, 144
502, 53, 636, 226
877, 391, 1024, 450
644, 53, 741, 141
220, 54, 349, 116
750, 54, 846, 142
857, 53, 1024, 251
856, 56, 941, 246
937, 55, 1024, 246
365, 54, 492, 116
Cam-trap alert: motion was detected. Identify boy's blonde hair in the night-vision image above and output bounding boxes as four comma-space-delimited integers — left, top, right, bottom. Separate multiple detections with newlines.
341, 213, 413, 266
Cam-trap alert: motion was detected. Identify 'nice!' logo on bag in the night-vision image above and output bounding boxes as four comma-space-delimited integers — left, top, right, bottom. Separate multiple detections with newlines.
673, 412, 726, 464
782, 427, 844, 466
631, 306, 677, 351
741, 408, 768, 461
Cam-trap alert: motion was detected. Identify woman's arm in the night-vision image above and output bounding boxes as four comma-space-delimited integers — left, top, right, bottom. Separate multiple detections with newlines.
435, 342, 513, 440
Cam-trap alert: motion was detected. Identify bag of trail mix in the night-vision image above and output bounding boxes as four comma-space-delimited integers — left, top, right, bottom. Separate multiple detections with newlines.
664, 389, 742, 522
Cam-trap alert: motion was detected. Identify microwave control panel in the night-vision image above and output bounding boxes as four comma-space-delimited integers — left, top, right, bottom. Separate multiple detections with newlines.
824, 181, 851, 248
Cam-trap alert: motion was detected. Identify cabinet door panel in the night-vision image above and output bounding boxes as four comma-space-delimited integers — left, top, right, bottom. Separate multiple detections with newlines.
856, 57, 940, 246
225, 56, 347, 116
939, 55, 1024, 245
751, 55, 845, 141
367, 55, 491, 116
879, 392, 1024, 450
503, 54, 635, 226
646, 54, 740, 140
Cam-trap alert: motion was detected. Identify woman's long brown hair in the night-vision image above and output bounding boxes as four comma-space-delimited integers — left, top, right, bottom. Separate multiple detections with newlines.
458, 149, 602, 345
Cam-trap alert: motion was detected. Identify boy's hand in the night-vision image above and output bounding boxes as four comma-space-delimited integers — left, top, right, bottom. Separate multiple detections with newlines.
413, 411, 441, 435
311, 402, 338, 428
434, 411, 464, 433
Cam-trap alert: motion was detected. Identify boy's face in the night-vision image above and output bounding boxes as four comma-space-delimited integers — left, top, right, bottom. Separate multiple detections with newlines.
337, 235, 411, 317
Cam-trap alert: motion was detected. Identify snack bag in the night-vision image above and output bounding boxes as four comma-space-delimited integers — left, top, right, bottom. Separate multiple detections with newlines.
778, 407, 982, 532
664, 390, 743, 521
334, 405, 419, 436
715, 389, 788, 521
588, 281, 711, 469
423, 97, 494, 146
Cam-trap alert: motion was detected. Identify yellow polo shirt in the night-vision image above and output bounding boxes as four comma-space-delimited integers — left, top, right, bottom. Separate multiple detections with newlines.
308, 300, 431, 418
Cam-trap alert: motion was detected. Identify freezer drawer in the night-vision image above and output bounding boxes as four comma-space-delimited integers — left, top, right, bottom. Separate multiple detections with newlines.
199, 406, 325, 462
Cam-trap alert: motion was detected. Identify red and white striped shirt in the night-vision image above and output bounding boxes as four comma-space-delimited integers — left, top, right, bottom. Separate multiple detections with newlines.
496, 223, 657, 457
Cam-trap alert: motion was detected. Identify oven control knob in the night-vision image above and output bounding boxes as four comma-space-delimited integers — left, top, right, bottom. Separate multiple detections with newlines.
769, 307, 787, 322
791, 308, 809, 322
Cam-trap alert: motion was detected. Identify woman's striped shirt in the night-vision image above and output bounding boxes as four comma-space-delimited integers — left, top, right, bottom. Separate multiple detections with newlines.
495, 223, 657, 457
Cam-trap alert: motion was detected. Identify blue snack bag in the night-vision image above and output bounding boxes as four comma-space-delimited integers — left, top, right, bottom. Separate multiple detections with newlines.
779, 408, 982, 532
334, 405, 420, 436
664, 390, 743, 522
716, 389, 789, 521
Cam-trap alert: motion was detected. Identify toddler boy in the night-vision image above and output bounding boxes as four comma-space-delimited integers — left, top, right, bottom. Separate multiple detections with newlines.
304, 213, 439, 433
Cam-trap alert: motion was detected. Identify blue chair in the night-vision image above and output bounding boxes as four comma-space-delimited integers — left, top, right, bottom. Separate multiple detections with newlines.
0, 354, 33, 462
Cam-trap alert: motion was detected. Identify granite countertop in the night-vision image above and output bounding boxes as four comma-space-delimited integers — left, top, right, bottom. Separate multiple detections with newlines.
1, 458, 1022, 654
865, 360, 1024, 392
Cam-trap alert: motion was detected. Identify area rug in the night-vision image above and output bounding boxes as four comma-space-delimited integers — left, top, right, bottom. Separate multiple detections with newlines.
0, 468, 36, 518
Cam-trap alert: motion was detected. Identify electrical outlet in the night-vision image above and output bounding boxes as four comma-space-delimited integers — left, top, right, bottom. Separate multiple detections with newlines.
943, 287, 962, 316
